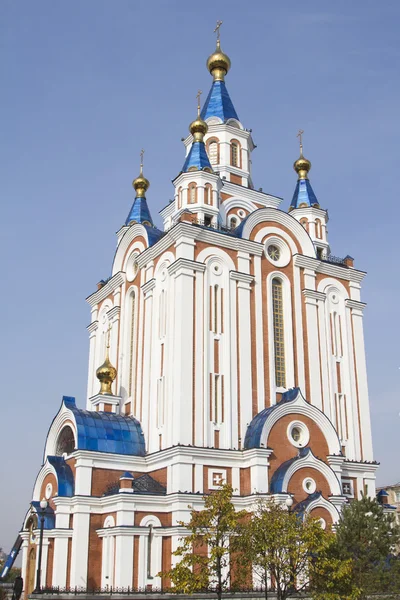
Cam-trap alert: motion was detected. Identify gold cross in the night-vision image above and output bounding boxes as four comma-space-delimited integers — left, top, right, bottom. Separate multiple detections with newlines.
214, 20, 223, 41
106, 322, 112, 349
196, 89, 202, 115
140, 148, 145, 174
297, 129, 304, 150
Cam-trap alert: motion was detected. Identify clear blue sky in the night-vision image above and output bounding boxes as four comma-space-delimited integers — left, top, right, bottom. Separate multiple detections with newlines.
1, 0, 399, 555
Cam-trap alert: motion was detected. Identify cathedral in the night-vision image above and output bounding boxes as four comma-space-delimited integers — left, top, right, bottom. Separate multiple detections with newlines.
6, 31, 377, 594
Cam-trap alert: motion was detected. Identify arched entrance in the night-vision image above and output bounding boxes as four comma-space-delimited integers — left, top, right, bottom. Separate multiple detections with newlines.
26, 547, 36, 596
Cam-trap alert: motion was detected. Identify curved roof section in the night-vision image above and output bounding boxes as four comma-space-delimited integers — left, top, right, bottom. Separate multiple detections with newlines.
293, 491, 323, 517
125, 196, 154, 227
201, 80, 239, 122
290, 178, 319, 210
47, 456, 74, 496
244, 387, 299, 449
182, 141, 212, 173
63, 396, 146, 456
270, 447, 311, 493
31, 502, 55, 530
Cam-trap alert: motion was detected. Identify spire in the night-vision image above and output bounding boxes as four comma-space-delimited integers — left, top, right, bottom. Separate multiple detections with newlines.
181, 90, 213, 173
125, 149, 154, 226
201, 21, 239, 123
290, 130, 319, 210
96, 324, 117, 395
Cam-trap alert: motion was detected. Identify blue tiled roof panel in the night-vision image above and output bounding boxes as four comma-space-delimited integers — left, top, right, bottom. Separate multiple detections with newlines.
47, 456, 74, 497
63, 396, 146, 456
201, 80, 239, 122
182, 141, 212, 173
290, 178, 319, 209
244, 387, 300, 449
125, 196, 154, 226
270, 447, 311, 493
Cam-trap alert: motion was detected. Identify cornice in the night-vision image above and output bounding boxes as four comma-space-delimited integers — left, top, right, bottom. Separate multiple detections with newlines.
221, 181, 282, 208
86, 272, 125, 308
107, 306, 120, 320
168, 258, 207, 276
302, 289, 326, 302
86, 320, 98, 334
141, 278, 156, 295
229, 271, 254, 284
294, 254, 366, 283
345, 299, 367, 312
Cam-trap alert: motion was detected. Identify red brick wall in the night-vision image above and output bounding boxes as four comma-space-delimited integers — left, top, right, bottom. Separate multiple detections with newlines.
46, 538, 54, 587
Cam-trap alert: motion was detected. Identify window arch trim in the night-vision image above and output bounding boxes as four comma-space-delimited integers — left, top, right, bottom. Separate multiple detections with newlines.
230, 139, 242, 168
206, 137, 220, 166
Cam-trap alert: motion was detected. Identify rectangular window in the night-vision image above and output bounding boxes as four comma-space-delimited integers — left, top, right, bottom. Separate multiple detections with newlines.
272, 278, 286, 388
342, 481, 353, 497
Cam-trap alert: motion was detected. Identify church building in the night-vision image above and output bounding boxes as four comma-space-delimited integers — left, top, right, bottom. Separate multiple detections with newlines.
9, 31, 377, 594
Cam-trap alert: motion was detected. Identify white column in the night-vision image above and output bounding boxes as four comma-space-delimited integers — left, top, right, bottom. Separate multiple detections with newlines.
302, 289, 323, 409
86, 320, 98, 407
168, 259, 196, 446
52, 537, 69, 588
140, 279, 156, 449
194, 267, 206, 446
69, 510, 90, 587
114, 535, 133, 588
20, 538, 28, 592
232, 272, 254, 442
347, 300, 373, 461
293, 265, 306, 395
254, 254, 265, 413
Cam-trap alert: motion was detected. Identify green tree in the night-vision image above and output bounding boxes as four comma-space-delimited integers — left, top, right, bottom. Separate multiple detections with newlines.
333, 495, 400, 598
160, 484, 245, 599
237, 499, 357, 600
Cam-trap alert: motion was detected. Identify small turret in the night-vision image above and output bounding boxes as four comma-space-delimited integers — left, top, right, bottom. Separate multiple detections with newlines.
125, 149, 154, 227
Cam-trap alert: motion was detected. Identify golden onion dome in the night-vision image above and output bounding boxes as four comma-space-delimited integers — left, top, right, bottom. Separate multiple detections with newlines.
207, 39, 231, 81
189, 115, 208, 141
294, 151, 311, 180
132, 172, 150, 198
96, 354, 117, 396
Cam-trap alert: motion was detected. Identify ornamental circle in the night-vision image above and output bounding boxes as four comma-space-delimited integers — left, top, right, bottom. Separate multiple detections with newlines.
302, 477, 316, 494
264, 236, 291, 267
212, 263, 222, 276
237, 209, 246, 218
318, 517, 326, 530
287, 420, 310, 448
45, 483, 53, 500
126, 252, 139, 282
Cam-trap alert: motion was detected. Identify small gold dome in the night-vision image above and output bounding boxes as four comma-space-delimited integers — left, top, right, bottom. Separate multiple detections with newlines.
132, 173, 150, 198
189, 115, 208, 142
294, 153, 311, 180
207, 40, 231, 81
96, 355, 117, 396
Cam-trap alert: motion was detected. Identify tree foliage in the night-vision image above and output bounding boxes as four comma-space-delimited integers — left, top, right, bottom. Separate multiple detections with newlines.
237, 499, 357, 600
160, 484, 245, 599
332, 495, 400, 598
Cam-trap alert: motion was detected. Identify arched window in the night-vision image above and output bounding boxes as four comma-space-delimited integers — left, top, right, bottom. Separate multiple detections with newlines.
229, 216, 238, 229
177, 187, 182, 209
272, 278, 286, 388
315, 218, 322, 239
204, 183, 212, 205
300, 218, 309, 232
55, 426, 75, 456
188, 183, 197, 204
128, 291, 136, 399
231, 141, 240, 167
208, 140, 219, 165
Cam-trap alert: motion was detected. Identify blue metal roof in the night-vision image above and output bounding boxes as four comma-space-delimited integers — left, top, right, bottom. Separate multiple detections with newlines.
290, 178, 319, 209
47, 456, 74, 496
294, 491, 323, 519
270, 447, 311, 493
62, 396, 146, 456
182, 141, 212, 173
143, 224, 164, 247
244, 387, 300, 449
125, 195, 154, 226
31, 502, 56, 530
200, 80, 239, 122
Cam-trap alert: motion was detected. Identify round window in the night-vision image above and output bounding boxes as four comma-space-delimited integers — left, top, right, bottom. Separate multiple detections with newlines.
302, 477, 316, 494
267, 244, 281, 262
126, 252, 139, 282
45, 483, 53, 500
318, 517, 326, 530
287, 421, 310, 448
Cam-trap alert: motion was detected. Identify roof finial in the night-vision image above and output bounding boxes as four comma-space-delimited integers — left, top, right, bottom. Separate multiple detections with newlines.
132, 148, 150, 198
294, 129, 311, 180
207, 21, 230, 81
96, 322, 117, 396
196, 89, 202, 117
297, 129, 304, 157
140, 148, 144, 175
214, 20, 223, 47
